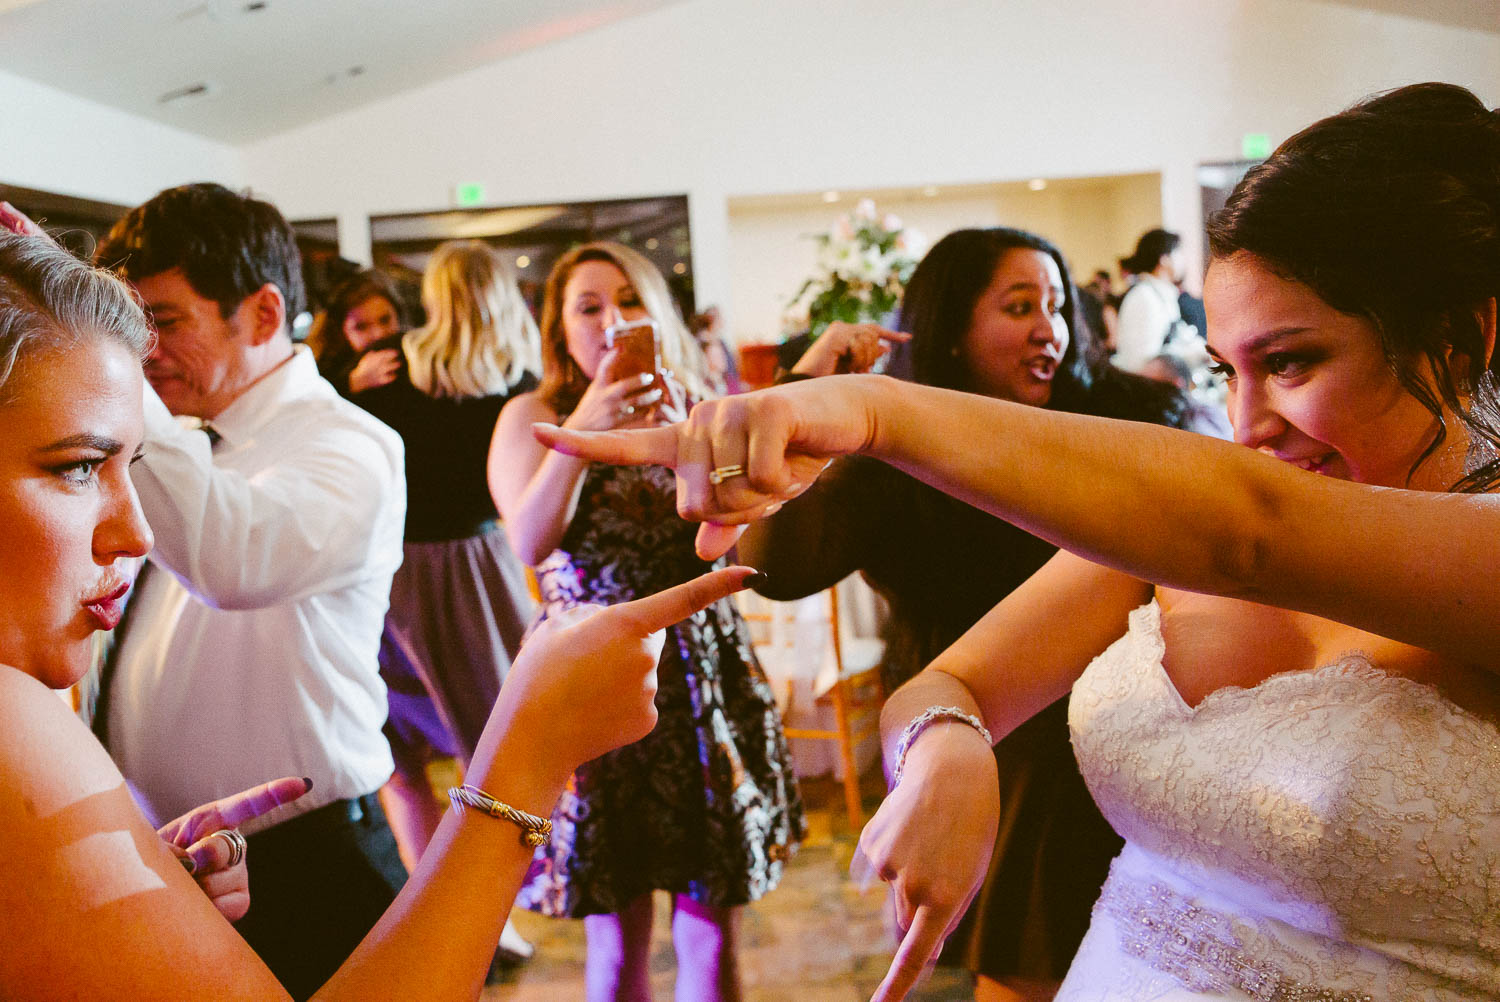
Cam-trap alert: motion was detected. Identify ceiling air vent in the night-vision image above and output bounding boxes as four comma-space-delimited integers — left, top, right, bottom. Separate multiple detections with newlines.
158, 82, 216, 105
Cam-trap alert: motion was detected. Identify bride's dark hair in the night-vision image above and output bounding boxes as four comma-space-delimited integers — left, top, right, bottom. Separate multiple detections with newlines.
1208, 82, 1500, 491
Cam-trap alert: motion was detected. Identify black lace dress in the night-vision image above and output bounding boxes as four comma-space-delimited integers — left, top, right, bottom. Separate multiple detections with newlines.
515, 461, 806, 918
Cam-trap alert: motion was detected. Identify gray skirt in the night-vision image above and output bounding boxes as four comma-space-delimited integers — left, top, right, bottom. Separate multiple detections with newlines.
379, 524, 536, 765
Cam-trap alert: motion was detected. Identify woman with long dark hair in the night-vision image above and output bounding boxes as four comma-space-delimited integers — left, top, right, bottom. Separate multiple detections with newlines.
741, 227, 1186, 1001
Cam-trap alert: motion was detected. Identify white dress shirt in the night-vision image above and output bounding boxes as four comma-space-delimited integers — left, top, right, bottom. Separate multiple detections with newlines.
108, 346, 406, 832
1112, 274, 1190, 373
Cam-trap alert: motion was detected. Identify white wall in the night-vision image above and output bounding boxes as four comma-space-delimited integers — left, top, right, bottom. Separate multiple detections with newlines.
238, 0, 1500, 326
0, 69, 242, 207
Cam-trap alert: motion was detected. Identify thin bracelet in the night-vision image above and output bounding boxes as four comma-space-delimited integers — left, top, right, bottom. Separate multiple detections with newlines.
448, 784, 553, 847
891, 706, 994, 788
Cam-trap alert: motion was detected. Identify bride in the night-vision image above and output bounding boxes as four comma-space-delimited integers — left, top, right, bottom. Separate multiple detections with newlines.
536, 81, 1500, 1000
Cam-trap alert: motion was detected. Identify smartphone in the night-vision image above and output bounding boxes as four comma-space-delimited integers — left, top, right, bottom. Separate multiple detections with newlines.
603, 317, 661, 383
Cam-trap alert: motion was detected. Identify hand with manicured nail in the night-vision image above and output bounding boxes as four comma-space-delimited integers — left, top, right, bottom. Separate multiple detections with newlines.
0, 202, 48, 240
569, 351, 668, 432
791, 322, 912, 378
532, 374, 884, 560
156, 776, 313, 922
492, 565, 762, 772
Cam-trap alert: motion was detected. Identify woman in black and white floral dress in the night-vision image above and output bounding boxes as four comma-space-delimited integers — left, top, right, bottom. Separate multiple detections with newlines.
489, 241, 803, 1001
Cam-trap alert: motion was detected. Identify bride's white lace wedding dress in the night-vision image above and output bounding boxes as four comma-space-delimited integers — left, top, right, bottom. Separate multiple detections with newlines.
1057, 601, 1500, 1000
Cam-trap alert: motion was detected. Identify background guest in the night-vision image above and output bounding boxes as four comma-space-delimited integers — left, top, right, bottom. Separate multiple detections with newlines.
689, 305, 743, 394
488, 240, 804, 1002
349, 239, 542, 963
1112, 228, 1196, 372
739, 227, 1187, 1002
91, 184, 409, 999
305, 267, 407, 395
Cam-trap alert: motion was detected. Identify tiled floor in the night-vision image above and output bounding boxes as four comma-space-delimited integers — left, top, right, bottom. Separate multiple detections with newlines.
484, 774, 972, 1001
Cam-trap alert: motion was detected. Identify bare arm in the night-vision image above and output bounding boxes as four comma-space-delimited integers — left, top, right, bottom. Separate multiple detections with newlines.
860, 551, 1150, 1002
539, 374, 1500, 670
488, 391, 593, 565
132, 380, 404, 609
736, 457, 882, 600
879, 550, 1151, 757
860, 376, 1500, 670
0, 568, 753, 1001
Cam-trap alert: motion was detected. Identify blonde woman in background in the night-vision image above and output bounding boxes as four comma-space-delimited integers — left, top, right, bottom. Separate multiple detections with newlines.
489, 242, 804, 1002
350, 241, 542, 963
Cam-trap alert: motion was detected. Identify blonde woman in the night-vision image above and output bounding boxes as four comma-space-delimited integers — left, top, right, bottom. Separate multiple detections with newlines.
489, 242, 804, 1002
351, 244, 541, 958
0, 227, 758, 1002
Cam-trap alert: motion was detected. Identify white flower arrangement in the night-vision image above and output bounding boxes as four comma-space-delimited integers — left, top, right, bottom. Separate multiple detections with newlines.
783, 199, 925, 339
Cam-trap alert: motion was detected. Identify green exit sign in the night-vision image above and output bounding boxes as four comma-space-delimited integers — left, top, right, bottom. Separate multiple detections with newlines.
453, 182, 486, 207
1241, 133, 1272, 160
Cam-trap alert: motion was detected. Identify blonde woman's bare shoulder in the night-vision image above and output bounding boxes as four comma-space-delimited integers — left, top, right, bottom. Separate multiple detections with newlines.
0, 664, 281, 1000
0, 664, 125, 813
501, 387, 556, 420
495, 388, 559, 440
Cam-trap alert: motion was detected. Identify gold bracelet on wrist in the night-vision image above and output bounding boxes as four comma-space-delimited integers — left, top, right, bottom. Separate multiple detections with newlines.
447, 783, 553, 847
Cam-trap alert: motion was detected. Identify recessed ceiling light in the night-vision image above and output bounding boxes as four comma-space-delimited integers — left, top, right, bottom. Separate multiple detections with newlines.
1027, 178, 1048, 191
672, 262, 687, 275
645, 237, 659, 250
516, 255, 530, 268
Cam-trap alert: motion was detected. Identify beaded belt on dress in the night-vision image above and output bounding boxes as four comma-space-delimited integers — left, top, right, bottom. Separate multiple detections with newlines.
1097, 874, 1373, 1002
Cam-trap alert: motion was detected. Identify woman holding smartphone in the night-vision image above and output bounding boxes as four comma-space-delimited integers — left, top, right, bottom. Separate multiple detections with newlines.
488, 242, 804, 1002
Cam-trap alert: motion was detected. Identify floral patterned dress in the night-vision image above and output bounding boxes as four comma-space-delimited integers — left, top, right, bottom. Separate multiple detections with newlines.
515, 461, 806, 918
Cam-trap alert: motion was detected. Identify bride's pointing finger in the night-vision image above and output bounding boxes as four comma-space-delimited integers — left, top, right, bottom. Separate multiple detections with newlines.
532, 421, 680, 466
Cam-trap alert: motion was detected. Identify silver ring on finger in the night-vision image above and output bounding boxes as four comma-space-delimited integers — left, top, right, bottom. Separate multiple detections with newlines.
708, 463, 746, 486
214, 828, 248, 868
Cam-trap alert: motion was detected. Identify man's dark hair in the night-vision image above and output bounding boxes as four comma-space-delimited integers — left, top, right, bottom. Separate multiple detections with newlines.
95, 182, 306, 324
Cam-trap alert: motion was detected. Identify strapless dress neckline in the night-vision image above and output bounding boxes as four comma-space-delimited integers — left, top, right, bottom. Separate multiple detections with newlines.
1057, 600, 1500, 1001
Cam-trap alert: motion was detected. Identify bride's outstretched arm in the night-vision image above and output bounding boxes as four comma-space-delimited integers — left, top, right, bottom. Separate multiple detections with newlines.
536, 373, 1500, 670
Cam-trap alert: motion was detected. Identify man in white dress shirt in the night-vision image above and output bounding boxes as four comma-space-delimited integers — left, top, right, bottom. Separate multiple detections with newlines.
94, 184, 407, 1000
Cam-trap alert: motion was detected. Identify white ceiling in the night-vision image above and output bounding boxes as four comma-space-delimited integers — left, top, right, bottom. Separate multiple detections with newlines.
0, 0, 1495, 147
1313, 0, 1500, 34
0, 0, 683, 143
